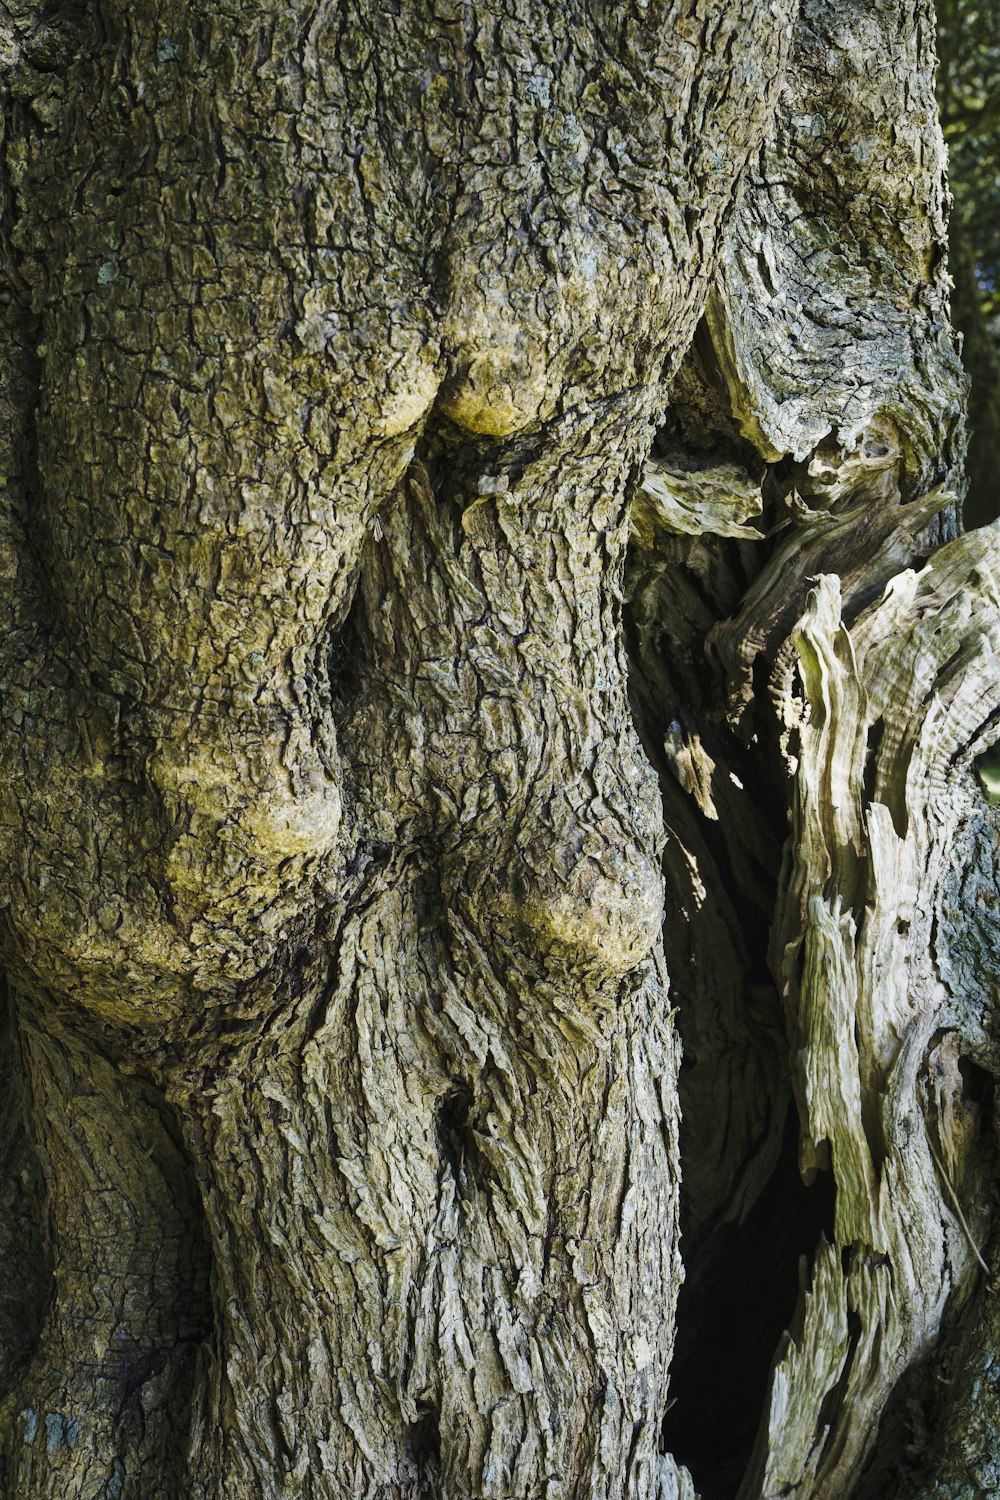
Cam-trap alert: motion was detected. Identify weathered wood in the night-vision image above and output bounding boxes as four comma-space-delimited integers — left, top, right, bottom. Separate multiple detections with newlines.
627, 3, 1000, 1497
0, 0, 995, 1497
747, 531, 1000, 1497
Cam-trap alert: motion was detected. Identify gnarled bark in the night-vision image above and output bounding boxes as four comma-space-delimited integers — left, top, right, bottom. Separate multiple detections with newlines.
0, 2, 792, 1497
0, 2, 997, 1499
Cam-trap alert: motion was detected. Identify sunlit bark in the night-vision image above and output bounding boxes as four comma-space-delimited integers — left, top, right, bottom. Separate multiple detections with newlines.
0, 3, 996, 1499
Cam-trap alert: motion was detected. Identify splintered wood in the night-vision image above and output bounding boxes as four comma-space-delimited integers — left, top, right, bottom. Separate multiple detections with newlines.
743, 531, 1000, 1499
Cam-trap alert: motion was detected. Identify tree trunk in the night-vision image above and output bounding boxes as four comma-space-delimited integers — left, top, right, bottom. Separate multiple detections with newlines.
0, 2, 996, 1499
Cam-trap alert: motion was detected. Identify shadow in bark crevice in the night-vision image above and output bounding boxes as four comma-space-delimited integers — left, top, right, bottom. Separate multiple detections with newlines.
327, 567, 370, 708
0, 988, 49, 1402
408, 1404, 442, 1496
437, 1083, 483, 1197
662, 1107, 836, 1500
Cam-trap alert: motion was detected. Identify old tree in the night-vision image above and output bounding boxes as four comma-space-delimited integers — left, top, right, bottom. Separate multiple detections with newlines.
1, 0, 999, 1496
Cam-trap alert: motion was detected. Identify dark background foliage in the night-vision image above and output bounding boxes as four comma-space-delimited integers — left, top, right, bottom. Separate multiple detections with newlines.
937, 0, 1000, 525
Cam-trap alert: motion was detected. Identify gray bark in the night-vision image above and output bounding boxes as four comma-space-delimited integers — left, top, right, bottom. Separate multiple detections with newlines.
0, 2, 996, 1499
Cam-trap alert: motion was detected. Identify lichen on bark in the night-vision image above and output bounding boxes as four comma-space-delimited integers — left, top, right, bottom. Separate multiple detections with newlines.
0, 1, 997, 1499
0, 1, 795, 1496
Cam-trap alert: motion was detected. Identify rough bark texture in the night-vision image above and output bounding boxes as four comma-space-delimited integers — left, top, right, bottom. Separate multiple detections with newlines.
0, 2, 997, 1499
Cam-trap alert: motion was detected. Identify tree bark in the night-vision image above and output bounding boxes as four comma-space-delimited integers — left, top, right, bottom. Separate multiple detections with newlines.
0, 2, 996, 1499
